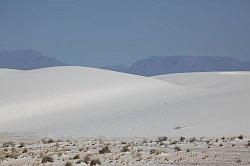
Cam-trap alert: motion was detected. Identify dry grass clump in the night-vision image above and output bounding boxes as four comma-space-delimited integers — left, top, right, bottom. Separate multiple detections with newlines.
238, 135, 244, 140
83, 153, 91, 164
18, 142, 25, 148
73, 154, 80, 159
121, 146, 130, 152
41, 155, 54, 163
150, 149, 161, 155
157, 136, 168, 142
90, 158, 101, 165
189, 137, 197, 143
99, 146, 110, 154
2, 142, 15, 148
174, 146, 181, 152
22, 148, 28, 153
180, 136, 186, 142
41, 138, 55, 144
246, 141, 250, 147
65, 161, 73, 166
3, 148, 20, 159
236, 159, 242, 163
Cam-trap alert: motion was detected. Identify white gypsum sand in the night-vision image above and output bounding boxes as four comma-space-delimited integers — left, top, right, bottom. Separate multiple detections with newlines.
0, 67, 249, 138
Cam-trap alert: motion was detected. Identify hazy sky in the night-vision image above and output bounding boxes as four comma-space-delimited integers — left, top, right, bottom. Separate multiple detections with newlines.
0, 0, 250, 67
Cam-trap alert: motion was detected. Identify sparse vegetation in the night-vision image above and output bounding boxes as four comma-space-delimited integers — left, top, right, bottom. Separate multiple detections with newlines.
174, 146, 181, 151
157, 136, 167, 142
65, 161, 73, 166
238, 135, 244, 140
150, 149, 161, 155
99, 146, 110, 154
2, 142, 15, 148
1, 136, 249, 165
90, 158, 101, 165
41, 155, 54, 163
41, 138, 55, 144
73, 154, 80, 159
236, 159, 242, 163
180, 136, 185, 142
83, 153, 91, 164
121, 146, 130, 152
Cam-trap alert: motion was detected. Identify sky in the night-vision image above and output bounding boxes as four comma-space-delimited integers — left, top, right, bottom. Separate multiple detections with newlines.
0, 0, 250, 67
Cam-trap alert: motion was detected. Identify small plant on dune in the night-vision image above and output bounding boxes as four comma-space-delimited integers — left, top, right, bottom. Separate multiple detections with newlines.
157, 136, 168, 142
73, 154, 80, 159
99, 146, 111, 154
90, 158, 101, 165
170, 140, 177, 145
65, 161, 73, 166
150, 149, 161, 155
236, 159, 242, 163
83, 153, 91, 164
18, 142, 25, 148
4, 148, 20, 159
180, 136, 186, 142
22, 148, 28, 153
76, 160, 83, 164
2, 142, 15, 148
41, 138, 55, 144
121, 146, 130, 152
41, 155, 54, 163
189, 137, 197, 143
238, 135, 244, 140
246, 141, 250, 147
174, 146, 181, 152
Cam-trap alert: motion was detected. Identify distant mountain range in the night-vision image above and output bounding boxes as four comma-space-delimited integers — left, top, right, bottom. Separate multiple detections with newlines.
0, 49, 67, 70
0, 49, 249, 76
102, 56, 250, 76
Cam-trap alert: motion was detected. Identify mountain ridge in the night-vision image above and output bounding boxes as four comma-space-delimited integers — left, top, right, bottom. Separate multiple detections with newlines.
0, 49, 67, 70
102, 55, 250, 76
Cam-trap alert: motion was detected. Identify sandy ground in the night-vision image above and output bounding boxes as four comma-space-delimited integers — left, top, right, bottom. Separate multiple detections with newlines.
1, 135, 250, 166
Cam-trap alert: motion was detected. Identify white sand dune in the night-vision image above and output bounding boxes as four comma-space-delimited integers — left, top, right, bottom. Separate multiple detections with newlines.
0, 67, 249, 138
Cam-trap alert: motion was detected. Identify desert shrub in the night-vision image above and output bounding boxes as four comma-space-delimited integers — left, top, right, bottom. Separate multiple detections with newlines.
150, 149, 161, 155
238, 135, 244, 140
41, 156, 54, 163
236, 159, 242, 163
170, 141, 177, 145
99, 146, 110, 154
90, 158, 101, 165
186, 149, 191, 152
47, 138, 55, 143
121, 146, 130, 152
73, 154, 80, 159
76, 160, 83, 164
157, 136, 168, 142
174, 146, 181, 151
246, 141, 250, 147
2, 142, 15, 148
22, 148, 28, 153
19, 142, 25, 148
189, 137, 197, 143
41, 138, 55, 144
83, 153, 91, 164
4, 149, 20, 159
180, 136, 185, 142
65, 161, 73, 166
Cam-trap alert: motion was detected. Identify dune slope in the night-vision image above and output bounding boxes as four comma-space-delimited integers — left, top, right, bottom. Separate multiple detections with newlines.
0, 67, 249, 138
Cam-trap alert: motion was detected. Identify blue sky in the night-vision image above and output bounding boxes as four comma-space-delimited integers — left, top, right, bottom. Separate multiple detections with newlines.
0, 0, 250, 67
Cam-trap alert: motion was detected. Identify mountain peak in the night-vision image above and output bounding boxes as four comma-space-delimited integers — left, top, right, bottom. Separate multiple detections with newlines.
0, 49, 67, 70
